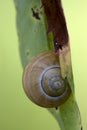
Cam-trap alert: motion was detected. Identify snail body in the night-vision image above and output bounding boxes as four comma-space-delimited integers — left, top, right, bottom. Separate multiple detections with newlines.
23, 51, 71, 108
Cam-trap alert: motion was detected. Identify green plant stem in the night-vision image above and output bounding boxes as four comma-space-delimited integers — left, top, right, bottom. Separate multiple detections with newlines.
14, 0, 82, 129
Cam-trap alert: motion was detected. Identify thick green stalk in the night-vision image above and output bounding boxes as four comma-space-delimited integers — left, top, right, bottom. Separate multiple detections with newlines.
14, 0, 82, 130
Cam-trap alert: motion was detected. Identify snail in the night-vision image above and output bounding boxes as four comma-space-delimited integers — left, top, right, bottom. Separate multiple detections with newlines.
23, 51, 71, 108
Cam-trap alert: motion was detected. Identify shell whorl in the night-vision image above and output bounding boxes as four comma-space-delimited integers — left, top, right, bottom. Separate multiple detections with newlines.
23, 51, 71, 108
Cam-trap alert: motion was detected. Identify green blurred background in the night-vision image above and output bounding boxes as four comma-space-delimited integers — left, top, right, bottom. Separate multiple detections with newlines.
0, 0, 87, 130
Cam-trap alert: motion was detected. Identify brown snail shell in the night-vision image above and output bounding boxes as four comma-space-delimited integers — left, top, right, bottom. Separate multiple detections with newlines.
23, 51, 71, 108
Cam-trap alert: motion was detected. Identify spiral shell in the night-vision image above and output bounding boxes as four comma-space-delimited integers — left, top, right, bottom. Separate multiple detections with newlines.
23, 51, 71, 108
